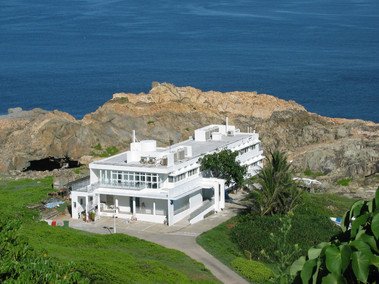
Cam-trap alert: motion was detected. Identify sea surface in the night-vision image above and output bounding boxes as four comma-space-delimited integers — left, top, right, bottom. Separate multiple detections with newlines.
1, 0, 378, 121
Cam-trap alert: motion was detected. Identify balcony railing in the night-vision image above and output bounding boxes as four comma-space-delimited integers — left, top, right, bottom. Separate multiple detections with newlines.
97, 181, 147, 190
73, 181, 148, 193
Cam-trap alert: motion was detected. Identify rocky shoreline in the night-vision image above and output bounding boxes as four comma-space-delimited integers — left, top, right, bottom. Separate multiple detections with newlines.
1, 83, 378, 197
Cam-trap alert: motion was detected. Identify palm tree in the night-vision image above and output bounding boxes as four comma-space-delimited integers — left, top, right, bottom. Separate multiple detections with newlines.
249, 150, 301, 215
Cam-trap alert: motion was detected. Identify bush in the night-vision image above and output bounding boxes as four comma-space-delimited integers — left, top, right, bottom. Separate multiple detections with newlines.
231, 207, 341, 261
230, 257, 274, 283
337, 177, 352, 186
291, 188, 379, 283
303, 167, 324, 178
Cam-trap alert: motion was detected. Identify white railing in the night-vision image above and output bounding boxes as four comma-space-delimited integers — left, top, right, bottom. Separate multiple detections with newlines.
98, 181, 148, 190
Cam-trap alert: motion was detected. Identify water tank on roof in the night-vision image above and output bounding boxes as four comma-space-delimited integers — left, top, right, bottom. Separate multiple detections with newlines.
140, 140, 156, 152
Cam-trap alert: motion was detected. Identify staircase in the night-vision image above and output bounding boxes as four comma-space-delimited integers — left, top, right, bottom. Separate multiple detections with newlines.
188, 199, 215, 224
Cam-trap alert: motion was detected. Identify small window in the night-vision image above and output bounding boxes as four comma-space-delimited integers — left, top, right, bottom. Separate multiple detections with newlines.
73, 202, 77, 208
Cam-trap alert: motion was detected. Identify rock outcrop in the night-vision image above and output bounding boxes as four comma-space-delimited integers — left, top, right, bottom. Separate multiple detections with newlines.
1, 83, 378, 193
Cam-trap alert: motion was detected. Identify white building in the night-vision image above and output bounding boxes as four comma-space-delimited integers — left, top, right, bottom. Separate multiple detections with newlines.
70, 122, 264, 225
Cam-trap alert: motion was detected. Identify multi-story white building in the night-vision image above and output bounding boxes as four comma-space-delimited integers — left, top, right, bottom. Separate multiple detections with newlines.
70, 122, 264, 225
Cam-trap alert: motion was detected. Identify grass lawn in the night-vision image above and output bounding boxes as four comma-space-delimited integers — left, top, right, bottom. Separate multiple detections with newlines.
196, 192, 357, 282
0, 177, 219, 283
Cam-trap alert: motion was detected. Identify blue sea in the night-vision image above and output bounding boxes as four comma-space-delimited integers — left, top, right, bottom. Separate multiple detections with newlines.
1, 0, 378, 122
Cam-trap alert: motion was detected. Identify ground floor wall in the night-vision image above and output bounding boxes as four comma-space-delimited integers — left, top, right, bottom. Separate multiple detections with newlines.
70, 177, 226, 225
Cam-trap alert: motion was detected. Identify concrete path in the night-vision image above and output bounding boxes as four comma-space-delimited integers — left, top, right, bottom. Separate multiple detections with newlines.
70, 192, 249, 284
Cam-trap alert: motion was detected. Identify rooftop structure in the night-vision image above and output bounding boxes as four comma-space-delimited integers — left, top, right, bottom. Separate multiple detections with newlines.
71, 122, 264, 226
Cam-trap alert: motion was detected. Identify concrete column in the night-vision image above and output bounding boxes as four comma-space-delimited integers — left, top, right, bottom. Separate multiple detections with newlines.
214, 182, 219, 212
72, 193, 79, 219
85, 195, 88, 222
153, 201, 156, 216
167, 199, 174, 226
132, 197, 136, 215
220, 182, 225, 209
97, 194, 101, 216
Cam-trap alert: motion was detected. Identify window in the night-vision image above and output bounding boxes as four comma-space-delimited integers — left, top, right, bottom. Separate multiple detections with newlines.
188, 168, 198, 176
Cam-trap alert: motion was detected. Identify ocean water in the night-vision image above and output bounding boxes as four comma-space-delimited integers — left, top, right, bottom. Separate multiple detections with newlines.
1, 0, 378, 122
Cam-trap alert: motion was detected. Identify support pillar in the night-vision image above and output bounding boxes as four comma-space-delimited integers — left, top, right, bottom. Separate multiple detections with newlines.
97, 194, 101, 216
132, 197, 136, 215
85, 195, 88, 222
214, 183, 219, 212
167, 199, 174, 226
153, 201, 156, 216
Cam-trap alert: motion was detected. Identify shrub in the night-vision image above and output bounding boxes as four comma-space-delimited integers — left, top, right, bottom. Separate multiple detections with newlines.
303, 167, 324, 178
231, 204, 341, 262
111, 97, 129, 104
147, 119, 155, 125
291, 188, 379, 283
337, 177, 352, 186
93, 143, 102, 151
230, 257, 274, 283
98, 146, 119, 157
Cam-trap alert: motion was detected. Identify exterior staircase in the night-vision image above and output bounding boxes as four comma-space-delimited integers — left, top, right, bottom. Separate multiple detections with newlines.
188, 199, 215, 224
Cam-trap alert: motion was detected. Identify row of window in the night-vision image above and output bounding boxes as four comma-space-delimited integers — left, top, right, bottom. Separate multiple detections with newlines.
100, 170, 161, 189
168, 168, 199, 183
239, 144, 258, 155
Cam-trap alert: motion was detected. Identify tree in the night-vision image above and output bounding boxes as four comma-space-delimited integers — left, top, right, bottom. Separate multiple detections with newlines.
248, 150, 301, 216
200, 149, 247, 188
290, 188, 379, 284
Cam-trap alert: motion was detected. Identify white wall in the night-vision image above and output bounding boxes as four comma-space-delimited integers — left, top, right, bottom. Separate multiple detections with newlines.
117, 196, 131, 213
189, 192, 202, 209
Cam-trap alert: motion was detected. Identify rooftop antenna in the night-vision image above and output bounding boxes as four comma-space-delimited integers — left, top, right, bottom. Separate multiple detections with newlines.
132, 130, 136, 143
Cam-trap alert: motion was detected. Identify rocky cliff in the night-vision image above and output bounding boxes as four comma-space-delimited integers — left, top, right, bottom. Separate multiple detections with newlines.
1, 83, 378, 194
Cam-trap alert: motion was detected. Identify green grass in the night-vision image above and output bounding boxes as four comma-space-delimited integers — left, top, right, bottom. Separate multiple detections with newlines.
196, 192, 356, 282
0, 178, 219, 283
196, 217, 243, 266
91, 145, 120, 158
303, 167, 324, 178
337, 177, 352, 186
98, 146, 119, 157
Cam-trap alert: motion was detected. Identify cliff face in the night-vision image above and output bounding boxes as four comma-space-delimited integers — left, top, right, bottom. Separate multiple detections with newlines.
1, 83, 378, 190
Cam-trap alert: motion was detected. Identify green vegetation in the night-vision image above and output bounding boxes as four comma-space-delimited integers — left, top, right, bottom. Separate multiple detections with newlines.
337, 177, 352, 186
303, 167, 324, 178
147, 119, 155, 125
291, 188, 379, 283
93, 143, 102, 151
230, 258, 274, 283
0, 178, 219, 283
196, 219, 243, 266
231, 202, 342, 262
99, 146, 119, 157
91, 143, 120, 158
247, 150, 302, 216
0, 220, 88, 283
197, 192, 356, 283
111, 97, 129, 104
200, 149, 246, 187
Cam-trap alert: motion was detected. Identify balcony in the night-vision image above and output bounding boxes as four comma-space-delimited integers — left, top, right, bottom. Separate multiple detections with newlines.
97, 181, 148, 191
73, 181, 147, 193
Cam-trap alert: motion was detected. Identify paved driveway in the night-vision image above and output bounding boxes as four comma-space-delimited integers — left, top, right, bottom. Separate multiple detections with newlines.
70, 193, 249, 284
